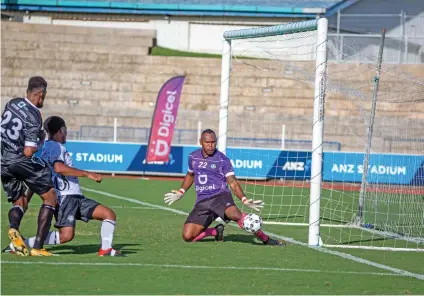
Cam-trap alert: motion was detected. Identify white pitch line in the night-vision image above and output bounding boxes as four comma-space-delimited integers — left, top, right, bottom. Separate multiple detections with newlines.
0, 260, 411, 278
110, 206, 161, 210
81, 187, 424, 281
82, 187, 187, 216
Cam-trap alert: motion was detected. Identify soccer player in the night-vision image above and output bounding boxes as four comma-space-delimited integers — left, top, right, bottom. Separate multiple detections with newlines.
164, 129, 285, 246
1, 76, 58, 256
13, 116, 124, 256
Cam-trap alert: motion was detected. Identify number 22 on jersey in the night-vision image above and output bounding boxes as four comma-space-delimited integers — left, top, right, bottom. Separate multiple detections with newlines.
198, 161, 207, 168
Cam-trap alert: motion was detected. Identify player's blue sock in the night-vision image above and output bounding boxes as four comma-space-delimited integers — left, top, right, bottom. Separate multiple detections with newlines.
101, 219, 116, 250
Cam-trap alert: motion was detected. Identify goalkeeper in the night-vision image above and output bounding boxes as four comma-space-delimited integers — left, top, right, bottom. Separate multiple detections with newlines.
164, 129, 285, 246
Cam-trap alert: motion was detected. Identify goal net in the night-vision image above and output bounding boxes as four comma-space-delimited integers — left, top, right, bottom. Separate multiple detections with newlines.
219, 19, 424, 251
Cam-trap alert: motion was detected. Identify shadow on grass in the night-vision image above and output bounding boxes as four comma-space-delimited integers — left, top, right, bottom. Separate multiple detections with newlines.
48, 243, 140, 255
195, 234, 263, 245
339, 237, 390, 245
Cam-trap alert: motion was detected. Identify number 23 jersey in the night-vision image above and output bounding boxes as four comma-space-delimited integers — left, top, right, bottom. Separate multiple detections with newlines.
1, 97, 43, 165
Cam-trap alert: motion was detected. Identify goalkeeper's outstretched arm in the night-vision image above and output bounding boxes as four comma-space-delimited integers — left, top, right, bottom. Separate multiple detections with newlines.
180, 171, 194, 192
164, 172, 194, 206
226, 175, 246, 201
227, 175, 264, 212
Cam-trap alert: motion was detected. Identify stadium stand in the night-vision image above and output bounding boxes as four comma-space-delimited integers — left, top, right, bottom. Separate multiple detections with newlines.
1, 5, 423, 152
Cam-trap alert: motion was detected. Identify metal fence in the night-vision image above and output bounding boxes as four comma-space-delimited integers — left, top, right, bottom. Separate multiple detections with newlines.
383, 137, 424, 154
329, 11, 424, 64
67, 125, 342, 151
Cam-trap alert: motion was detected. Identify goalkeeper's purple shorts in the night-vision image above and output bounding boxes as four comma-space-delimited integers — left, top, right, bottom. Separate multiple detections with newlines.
184, 192, 235, 228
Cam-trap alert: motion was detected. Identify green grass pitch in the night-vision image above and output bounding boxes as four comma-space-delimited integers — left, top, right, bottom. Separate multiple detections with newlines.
1, 177, 423, 294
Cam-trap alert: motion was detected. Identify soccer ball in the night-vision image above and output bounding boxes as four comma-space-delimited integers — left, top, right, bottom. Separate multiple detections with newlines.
242, 213, 263, 233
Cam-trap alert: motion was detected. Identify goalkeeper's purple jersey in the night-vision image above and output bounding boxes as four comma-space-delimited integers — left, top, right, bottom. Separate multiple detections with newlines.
188, 149, 235, 203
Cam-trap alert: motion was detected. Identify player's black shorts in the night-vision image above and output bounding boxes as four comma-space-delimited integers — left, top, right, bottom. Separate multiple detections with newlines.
1, 156, 54, 202
185, 192, 235, 228
55, 194, 100, 228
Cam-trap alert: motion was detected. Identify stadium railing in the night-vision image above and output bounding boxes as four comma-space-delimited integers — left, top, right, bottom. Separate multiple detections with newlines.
67, 125, 341, 151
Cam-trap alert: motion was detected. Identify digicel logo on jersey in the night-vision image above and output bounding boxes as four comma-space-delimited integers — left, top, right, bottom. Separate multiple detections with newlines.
146, 76, 185, 163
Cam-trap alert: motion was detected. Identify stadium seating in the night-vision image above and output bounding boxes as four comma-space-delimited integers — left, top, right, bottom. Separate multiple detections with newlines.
1, 21, 423, 152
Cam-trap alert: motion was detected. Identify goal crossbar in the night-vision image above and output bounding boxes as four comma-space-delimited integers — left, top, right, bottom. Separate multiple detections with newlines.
223, 19, 318, 40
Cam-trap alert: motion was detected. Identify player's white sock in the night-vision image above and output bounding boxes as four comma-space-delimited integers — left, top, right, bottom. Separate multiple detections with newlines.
24, 231, 60, 248
101, 219, 116, 250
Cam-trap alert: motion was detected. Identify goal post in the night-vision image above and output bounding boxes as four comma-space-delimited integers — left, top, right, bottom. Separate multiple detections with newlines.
309, 18, 328, 246
219, 18, 329, 247
218, 18, 423, 252
218, 36, 231, 155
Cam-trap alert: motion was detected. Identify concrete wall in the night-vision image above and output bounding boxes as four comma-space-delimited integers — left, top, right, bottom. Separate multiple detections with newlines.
21, 8, 424, 64
1, 21, 423, 152
22, 15, 297, 55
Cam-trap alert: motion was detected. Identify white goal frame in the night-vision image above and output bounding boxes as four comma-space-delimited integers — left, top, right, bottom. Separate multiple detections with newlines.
218, 18, 329, 247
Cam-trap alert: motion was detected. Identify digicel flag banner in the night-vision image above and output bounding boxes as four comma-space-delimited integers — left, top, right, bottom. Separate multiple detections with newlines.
146, 76, 185, 163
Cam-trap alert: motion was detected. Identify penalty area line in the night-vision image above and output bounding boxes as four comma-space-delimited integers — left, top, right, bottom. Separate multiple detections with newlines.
81, 187, 424, 281
0, 260, 412, 278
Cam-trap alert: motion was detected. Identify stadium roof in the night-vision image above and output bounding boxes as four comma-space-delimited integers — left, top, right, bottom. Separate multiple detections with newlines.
0, 0, 358, 18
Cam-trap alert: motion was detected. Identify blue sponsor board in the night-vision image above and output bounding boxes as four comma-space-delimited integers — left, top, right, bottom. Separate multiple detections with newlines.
226, 148, 281, 179
182, 146, 311, 180
49, 141, 422, 185
182, 145, 198, 173
63, 141, 183, 174
323, 152, 424, 185
182, 146, 280, 179
267, 151, 312, 180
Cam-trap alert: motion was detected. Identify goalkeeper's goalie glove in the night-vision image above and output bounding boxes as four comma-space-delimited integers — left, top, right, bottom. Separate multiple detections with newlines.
164, 189, 185, 206
241, 196, 264, 212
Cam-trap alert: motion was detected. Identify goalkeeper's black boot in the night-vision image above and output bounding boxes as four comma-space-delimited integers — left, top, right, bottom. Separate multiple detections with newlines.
215, 224, 225, 242
263, 237, 286, 247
